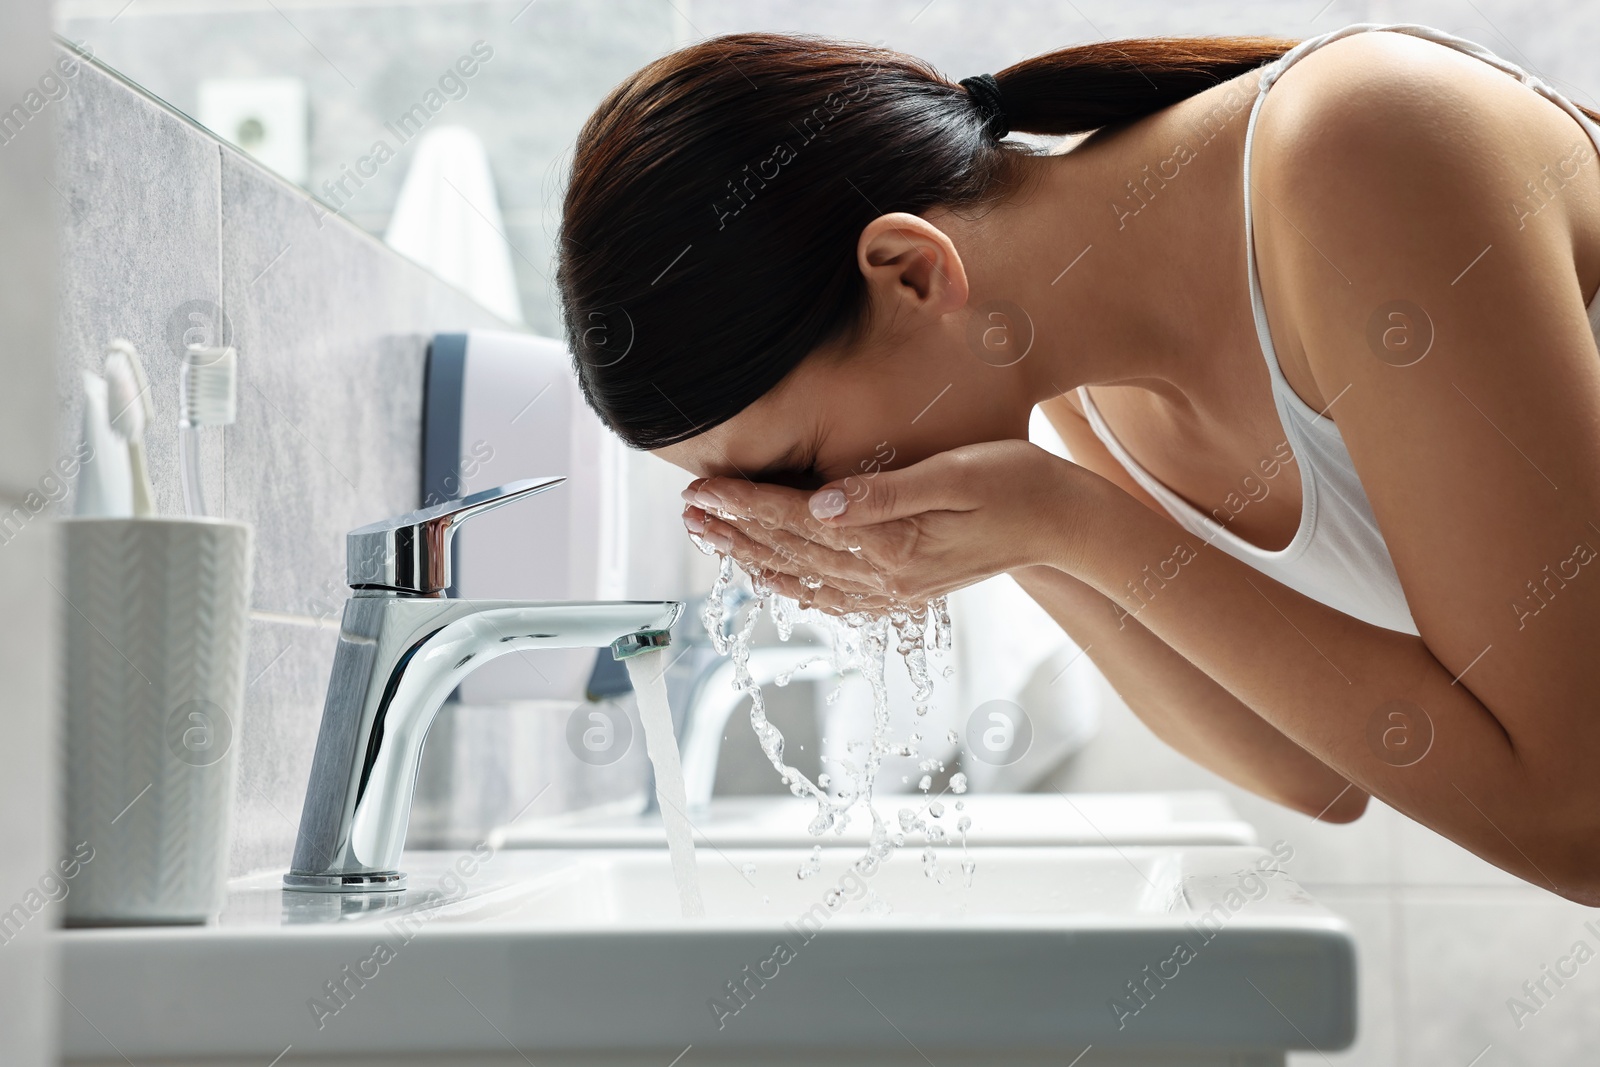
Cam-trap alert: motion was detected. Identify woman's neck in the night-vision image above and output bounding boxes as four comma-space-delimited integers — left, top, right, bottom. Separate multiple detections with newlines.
943, 69, 1269, 420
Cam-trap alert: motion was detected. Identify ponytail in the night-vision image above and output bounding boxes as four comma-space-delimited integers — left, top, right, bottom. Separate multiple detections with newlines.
994, 36, 1299, 136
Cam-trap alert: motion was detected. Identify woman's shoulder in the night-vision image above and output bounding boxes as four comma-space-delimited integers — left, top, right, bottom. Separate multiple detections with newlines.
1249, 25, 1600, 322
1253, 27, 1597, 192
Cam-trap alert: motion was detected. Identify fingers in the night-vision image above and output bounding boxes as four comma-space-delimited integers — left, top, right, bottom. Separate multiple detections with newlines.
759, 565, 900, 617
692, 507, 890, 597
688, 505, 965, 609
805, 453, 977, 529
682, 502, 952, 615
682, 492, 929, 598
683, 478, 804, 525
684, 478, 853, 549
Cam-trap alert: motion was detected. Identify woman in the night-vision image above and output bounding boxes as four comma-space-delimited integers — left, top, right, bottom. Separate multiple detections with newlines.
557, 22, 1600, 902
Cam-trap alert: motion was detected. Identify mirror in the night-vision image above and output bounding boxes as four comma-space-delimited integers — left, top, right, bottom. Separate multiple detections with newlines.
52, 0, 685, 335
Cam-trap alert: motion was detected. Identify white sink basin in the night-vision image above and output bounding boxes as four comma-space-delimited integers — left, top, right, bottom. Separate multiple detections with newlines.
489, 791, 1257, 850
61, 844, 1352, 1066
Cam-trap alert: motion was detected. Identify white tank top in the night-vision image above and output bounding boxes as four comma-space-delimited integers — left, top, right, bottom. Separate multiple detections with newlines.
1078, 21, 1600, 637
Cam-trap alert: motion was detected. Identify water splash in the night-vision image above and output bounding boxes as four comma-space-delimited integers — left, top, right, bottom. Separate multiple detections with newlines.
698, 554, 955, 879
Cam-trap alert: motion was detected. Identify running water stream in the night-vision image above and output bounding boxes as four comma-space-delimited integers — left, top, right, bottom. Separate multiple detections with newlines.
626, 649, 705, 918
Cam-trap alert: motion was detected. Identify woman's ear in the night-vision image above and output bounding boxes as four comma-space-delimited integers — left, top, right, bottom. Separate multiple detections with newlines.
857, 211, 969, 320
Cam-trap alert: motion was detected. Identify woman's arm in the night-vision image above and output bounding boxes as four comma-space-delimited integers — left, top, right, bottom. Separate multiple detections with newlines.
1025, 393, 1367, 821
692, 428, 1593, 902
1043, 457, 1600, 903
1089, 35, 1600, 904
1007, 562, 1368, 821
1026, 38, 1600, 903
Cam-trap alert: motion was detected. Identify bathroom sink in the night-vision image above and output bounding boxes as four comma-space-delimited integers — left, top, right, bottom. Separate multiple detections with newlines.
488, 791, 1257, 850
60, 844, 1352, 1066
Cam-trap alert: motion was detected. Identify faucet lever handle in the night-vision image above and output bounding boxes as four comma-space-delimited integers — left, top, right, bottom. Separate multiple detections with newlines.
346, 476, 566, 594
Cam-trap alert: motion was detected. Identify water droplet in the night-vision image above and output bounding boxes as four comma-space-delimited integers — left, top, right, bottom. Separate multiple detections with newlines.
796, 847, 822, 880
950, 772, 968, 794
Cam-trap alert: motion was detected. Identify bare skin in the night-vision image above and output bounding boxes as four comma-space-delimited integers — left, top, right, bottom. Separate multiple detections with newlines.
653, 31, 1600, 903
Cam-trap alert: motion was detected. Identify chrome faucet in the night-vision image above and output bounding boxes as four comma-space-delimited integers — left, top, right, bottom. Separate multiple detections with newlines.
284, 478, 681, 893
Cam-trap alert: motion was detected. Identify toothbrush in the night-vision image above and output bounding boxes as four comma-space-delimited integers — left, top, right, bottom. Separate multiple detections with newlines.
75, 370, 133, 518
103, 339, 157, 518
178, 344, 237, 518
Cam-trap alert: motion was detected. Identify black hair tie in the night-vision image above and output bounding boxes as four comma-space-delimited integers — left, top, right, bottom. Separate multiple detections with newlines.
958, 73, 1009, 139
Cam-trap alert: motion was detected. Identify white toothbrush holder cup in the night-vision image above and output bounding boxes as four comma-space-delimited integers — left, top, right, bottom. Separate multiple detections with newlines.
61, 516, 254, 925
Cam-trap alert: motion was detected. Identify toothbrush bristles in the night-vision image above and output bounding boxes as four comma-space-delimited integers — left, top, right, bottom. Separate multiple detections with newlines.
181, 345, 238, 428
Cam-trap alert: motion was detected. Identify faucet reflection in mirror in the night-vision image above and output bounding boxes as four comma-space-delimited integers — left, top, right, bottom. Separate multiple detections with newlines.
284, 478, 681, 893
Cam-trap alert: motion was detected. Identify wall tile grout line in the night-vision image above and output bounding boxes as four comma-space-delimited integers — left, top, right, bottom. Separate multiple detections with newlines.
217, 141, 226, 522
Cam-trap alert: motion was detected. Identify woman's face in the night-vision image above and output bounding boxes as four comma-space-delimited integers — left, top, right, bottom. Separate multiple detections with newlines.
652, 211, 1037, 492
651, 321, 1033, 493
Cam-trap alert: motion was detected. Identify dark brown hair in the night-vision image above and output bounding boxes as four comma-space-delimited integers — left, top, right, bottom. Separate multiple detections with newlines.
554, 33, 1316, 448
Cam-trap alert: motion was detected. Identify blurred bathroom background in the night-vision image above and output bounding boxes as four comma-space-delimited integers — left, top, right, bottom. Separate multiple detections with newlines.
24, 1, 1600, 1064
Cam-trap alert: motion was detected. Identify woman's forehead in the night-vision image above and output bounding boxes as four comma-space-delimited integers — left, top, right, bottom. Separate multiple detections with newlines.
653, 398, 813, 480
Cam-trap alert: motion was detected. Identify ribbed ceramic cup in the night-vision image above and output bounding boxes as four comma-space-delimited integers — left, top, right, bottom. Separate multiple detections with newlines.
62, 516, 253, 924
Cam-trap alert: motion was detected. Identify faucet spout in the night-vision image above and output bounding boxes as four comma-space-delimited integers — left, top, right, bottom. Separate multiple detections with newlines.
285, 596, 680, 892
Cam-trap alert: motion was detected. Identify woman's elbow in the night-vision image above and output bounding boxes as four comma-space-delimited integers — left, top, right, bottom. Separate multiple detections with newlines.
1541, 817, 1600, 906
1289, 782, 1370, 824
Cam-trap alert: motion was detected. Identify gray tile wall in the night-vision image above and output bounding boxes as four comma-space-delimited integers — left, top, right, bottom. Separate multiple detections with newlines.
49, 50, 665, 881
57, 0, 679, 340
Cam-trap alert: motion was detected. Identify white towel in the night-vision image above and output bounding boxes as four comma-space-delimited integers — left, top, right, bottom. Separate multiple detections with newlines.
385, 125, 524, 324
